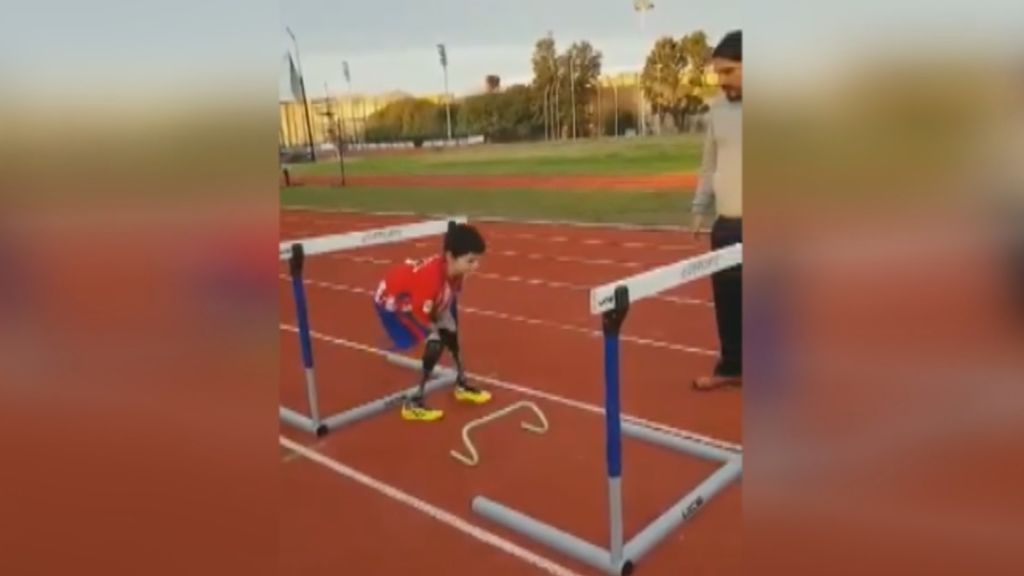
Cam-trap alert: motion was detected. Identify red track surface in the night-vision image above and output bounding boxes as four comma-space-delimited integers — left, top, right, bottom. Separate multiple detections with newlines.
279, 209, 742, 576
284, 172, 697, 191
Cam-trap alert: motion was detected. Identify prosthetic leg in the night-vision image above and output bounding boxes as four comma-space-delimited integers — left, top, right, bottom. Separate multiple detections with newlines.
401, 336, 446, 422
439, 328, 491, 404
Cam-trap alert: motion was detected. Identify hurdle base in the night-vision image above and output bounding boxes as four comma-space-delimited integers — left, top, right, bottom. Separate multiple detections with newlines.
623, 457, 741, 562
280, 407, 319, 434
319, 371, 457, 433
473, 496, 634, 576
621, 420, 738, 463
279, 354, 456, 436
471, 422, 742, 574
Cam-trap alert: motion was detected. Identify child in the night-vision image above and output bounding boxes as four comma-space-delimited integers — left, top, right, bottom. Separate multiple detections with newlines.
372, 223, 493, 421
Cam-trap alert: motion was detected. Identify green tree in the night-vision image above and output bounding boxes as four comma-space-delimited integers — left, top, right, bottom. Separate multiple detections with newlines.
558, 40, 603, 138
365, 97, 444, 143
531, 33, 560, 137
459, 93, 500, 139
499, 84, 541, 140
677, 31, 713, 127
460, 84, 540, 142
642, 31, 713, 132
641, 36, 687, 132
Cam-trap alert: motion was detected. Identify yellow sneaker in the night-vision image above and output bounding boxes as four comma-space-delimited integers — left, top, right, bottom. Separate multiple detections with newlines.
454, 383, 492, 405
401, 398, 444, 422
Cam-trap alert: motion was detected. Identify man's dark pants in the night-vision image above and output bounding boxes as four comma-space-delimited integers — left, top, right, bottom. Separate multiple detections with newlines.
710, 216, 742, 377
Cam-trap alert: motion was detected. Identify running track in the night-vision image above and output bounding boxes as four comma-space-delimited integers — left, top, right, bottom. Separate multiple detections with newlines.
279, 208, 742, 576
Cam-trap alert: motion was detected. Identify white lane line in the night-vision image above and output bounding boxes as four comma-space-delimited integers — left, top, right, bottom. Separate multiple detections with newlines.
280, 436, 585, 576
315, 254, 712, 307
284, 276, 718, 356
278, 325, 742, 453
281, 205, 691, 232
320, 246, 645, 269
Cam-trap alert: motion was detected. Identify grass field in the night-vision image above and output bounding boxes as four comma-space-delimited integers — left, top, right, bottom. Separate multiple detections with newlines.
280, 185, 694, 226
281, 135, 704, 226
291, 134, 704, 177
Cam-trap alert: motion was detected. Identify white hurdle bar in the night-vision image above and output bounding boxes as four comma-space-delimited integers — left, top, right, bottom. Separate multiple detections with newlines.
590, 243, 742, 315
280, 216, 468, 437
471, 243, 744, 575
280, 216, 468, 260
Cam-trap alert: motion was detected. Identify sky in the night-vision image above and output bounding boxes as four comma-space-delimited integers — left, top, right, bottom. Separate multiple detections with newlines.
278, 0, 744, 100
279, 0, 1023, 100
1, 0, 1020, 108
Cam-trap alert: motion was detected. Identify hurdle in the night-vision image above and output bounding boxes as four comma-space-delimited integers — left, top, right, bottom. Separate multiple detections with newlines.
470, 243, 744, 575
280, 217, 468, 437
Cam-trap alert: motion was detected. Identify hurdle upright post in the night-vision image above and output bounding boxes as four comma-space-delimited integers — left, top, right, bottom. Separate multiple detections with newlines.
601, 285, 632, 574
288, 242, 327, 436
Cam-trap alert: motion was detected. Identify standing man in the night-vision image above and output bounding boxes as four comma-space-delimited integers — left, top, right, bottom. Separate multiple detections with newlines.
691, 30, 743, 390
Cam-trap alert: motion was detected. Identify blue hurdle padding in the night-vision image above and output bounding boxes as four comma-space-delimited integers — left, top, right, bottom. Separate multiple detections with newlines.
603, 327, 627, 568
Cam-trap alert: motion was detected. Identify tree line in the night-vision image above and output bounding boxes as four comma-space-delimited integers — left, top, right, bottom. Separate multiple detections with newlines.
361, 30, 715, 145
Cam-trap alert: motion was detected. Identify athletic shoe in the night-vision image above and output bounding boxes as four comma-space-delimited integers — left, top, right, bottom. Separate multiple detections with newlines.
401, 396, 444, 421
454, 382, 492, 404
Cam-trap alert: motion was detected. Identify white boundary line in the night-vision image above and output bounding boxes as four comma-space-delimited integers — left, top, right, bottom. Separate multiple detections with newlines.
487, 233, 701, 252
492, 249, 643, 268
472, 272, 712, 307
281, 205, 693, 233
314, 254, 714, 307
287, 228, 701, 254
284, 276, 719, 356
279, 324, 741, 453
279, 436, 585, 576
321, 247, 646, 270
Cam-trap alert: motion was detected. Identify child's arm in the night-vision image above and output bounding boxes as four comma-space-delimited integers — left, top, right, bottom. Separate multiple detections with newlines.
434, 303, 466, 383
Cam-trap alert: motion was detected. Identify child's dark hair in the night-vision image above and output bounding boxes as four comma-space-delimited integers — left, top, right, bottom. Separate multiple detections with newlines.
444, 222, 486, 258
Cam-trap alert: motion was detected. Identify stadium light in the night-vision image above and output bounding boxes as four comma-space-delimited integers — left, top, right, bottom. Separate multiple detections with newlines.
632, 0, 654, 136
437, 43, 453, 142
285, 26, 318, 161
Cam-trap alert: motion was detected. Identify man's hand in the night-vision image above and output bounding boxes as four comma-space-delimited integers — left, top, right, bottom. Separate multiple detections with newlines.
691, 213, 707, 239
